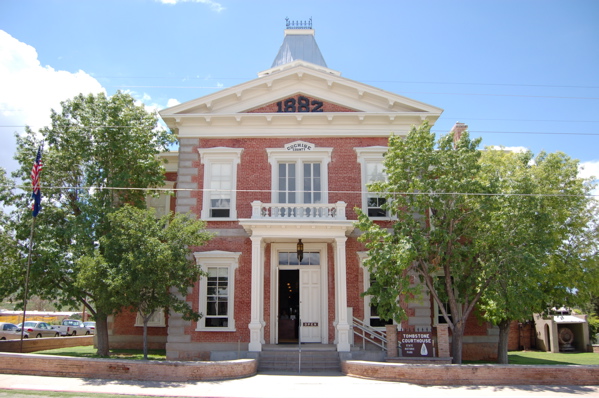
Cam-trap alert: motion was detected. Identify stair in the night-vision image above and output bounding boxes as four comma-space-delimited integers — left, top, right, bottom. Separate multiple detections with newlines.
258, 345, 341, 372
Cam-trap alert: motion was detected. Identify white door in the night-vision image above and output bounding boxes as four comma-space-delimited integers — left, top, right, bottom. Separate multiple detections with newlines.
299, 268, 321, 343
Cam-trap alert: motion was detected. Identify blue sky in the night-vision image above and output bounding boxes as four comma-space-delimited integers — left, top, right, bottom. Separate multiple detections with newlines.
1, 0, 598, 187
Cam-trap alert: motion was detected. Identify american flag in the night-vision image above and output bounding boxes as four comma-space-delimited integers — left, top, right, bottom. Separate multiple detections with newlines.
31, 145, 43, 217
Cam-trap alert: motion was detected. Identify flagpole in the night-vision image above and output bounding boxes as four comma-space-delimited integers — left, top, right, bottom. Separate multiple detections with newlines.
20, 216, 36, 353
20, 143, 43, 353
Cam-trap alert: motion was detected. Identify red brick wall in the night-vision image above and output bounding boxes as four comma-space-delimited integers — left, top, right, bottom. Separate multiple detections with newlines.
508, 321, 534, 350
342, 360, 599, 386
195, 136, 389, 221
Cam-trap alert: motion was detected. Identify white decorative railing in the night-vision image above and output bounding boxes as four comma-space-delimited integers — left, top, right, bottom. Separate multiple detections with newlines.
250, 201, 347, 220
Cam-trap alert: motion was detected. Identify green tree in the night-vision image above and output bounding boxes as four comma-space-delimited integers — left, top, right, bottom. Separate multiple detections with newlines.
77, 205, 213, 359
476, 149, 594, 363
355, 122, 596, 364
356, 122, 487, 364
8, 91, 175, 356
0, 167, 20, 302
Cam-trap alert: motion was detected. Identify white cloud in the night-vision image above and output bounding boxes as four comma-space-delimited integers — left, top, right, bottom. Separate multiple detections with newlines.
579, 160, 599, 198
156, 0, 225, 12
579, 160, 599, 181
166, 98, 181, 108
0, 30, 105, 175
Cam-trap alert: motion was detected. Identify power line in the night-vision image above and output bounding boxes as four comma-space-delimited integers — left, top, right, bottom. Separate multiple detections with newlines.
3, 185, 597, 198
92, 75, 599, 90
1, 125, 598, 137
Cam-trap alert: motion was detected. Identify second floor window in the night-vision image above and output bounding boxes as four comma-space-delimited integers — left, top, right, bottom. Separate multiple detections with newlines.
355, 146, 390, 219
268, 143, 332, 205
198, 147, 243, 220
278, 162, 322, 204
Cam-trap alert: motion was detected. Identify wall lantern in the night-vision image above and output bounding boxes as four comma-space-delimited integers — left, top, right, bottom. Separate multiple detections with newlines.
296, 239, 304, 263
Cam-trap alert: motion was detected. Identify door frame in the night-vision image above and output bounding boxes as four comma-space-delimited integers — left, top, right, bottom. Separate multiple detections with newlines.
269, 242, 329, 345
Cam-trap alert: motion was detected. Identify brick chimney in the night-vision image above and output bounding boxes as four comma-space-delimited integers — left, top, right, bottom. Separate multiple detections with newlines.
451, 122, 468, 148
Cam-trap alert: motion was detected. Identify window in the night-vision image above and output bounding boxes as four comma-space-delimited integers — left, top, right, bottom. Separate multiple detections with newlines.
135, 309, 166, 327
433, 276, 458, 326
355, 147, 390, 219
267, 144, 331, 205
365, 162, 387, 217
205, 266, 229, 327
198, 147, 243, 220
146, 181, 174, 217
358, 252, 394, 329
194, 251, 241, 331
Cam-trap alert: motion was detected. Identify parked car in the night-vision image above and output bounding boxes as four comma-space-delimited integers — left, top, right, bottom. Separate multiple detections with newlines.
17, 321, 59, 338
83, 321, 95, 335
54, 319, 89, 336
0, 322, 29, 340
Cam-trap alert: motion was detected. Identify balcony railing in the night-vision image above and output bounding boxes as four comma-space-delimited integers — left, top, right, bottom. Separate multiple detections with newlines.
250, 201, 347, 220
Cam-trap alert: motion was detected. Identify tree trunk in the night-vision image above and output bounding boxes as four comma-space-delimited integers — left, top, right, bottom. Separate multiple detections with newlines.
496, 319, 510, 364
95, 312, 110, 357
451, 321, 465, 364
142, 320, 149, 360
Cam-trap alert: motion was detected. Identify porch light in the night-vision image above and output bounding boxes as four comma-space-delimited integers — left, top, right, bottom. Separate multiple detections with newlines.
297, 239, 304, 263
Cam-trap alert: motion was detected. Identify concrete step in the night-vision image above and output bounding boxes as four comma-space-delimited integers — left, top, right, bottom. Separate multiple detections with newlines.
258, 350, 341, 372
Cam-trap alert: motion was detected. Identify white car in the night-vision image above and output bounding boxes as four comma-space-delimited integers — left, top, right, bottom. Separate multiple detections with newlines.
0, 322, 29, 340
83, 321, 96, 335
18, 321, 59, 338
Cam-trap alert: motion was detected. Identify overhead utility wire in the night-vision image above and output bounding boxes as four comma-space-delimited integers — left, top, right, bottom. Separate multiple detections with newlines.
112, 85, 599, 100
3, 185, 597, 198
96, 75, 599, 90
1, 126, 598, 136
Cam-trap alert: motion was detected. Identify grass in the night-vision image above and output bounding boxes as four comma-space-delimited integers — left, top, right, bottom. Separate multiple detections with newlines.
34, 345, 167, 361
507, 350, 599, 366
462, 350, 599, 365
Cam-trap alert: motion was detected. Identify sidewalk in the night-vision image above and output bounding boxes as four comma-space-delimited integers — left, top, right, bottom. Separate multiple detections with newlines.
1, 372, 598, 398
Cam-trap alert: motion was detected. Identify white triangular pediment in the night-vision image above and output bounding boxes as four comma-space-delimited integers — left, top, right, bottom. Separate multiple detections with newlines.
160, 63, 443, 138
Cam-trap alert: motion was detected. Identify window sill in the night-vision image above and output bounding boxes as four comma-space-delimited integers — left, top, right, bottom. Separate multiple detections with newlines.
195, 327, 236, 332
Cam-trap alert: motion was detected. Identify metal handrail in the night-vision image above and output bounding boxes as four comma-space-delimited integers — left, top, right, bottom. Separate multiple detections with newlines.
351, 316, 388, 351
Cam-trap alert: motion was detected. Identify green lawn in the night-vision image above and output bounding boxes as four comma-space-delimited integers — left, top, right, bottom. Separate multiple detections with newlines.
507, 351, 599, 365
34, 345, 167, 361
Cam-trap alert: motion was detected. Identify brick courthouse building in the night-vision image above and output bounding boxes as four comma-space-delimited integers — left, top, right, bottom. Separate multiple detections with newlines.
109, 24, 516, 362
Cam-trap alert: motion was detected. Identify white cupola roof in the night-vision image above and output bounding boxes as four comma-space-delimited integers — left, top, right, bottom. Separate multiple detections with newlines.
271, 19, 327, 68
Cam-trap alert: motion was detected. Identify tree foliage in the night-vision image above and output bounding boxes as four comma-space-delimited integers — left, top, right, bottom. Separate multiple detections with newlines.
356, 122, 596, 364
4, 91, 176, 356
76, 205, 213, 359
476, 149, 596, 362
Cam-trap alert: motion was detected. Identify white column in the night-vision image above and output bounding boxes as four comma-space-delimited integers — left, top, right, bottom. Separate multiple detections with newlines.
248, 236, 264, 351
334, 236, 351, 352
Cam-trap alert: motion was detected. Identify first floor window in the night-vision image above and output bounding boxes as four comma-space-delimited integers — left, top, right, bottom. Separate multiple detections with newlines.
135, 309, 166, 327
368, 275, 393, 328
194, 251, 241, 331
205, 266, 229, 327
358, 251, 394, 329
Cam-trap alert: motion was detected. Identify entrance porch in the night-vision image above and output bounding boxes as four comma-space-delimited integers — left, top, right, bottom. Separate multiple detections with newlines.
239, 206, 354, 353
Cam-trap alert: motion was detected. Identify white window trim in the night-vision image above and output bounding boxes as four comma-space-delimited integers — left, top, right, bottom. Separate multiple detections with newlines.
266, 146, 332, 204
355, 146, 393, 220
198, 147, 243, 220
145, 181, 174, 217
194, 250, 241, 332
135, 309, 166, 327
